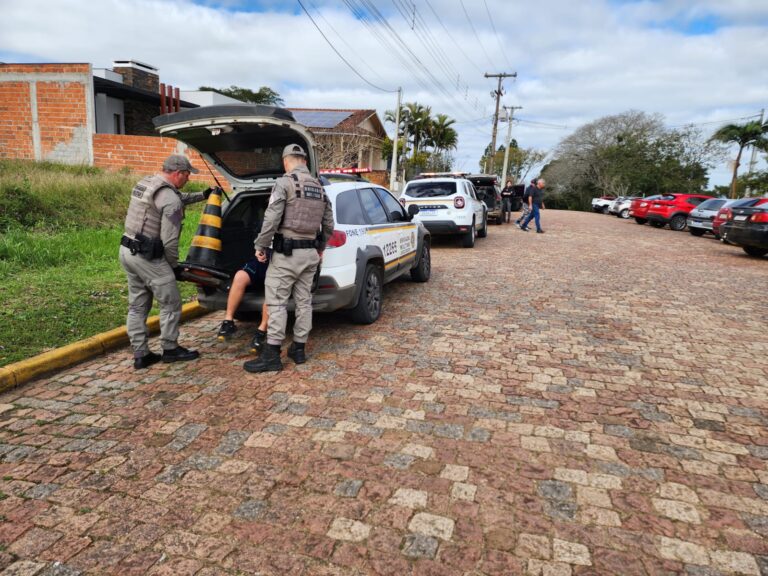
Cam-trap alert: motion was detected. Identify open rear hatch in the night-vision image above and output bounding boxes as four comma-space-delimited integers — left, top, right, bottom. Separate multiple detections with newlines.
153, 104, 316, 287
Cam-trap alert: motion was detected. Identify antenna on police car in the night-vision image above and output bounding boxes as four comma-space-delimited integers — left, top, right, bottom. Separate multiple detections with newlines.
200, 156, 230, 203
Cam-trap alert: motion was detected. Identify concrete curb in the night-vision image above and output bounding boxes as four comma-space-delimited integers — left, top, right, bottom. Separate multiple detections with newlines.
0, 302, 208, 394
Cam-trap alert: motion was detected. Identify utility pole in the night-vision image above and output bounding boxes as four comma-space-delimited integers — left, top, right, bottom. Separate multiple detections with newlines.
389, 87, 402, 193
484, 72, 516, 173
500, 105, 522, 186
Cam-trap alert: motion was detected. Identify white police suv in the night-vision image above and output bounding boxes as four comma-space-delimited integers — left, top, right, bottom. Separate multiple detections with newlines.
154, 104, 431, 324
400, 175, 488, 247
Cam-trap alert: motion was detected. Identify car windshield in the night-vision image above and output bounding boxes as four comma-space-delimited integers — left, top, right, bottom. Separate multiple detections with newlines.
406, 181, 457, 198
697, 199, 727, 211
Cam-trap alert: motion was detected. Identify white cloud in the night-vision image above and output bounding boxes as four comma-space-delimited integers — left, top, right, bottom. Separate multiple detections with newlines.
1, 0, 765, 186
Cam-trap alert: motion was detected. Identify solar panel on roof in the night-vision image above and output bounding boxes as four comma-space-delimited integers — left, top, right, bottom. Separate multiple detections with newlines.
292, 110, 353, 129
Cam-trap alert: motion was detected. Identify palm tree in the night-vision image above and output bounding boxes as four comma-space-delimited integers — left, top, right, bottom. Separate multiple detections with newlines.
385, 102, 432, 159
428, 114, 458, 156
711, 119, 768, 198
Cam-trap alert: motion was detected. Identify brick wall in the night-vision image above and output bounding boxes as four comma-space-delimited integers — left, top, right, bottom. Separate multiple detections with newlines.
0, 63, 93, 164
93, 134, 222, 187
0, 81, 34, 160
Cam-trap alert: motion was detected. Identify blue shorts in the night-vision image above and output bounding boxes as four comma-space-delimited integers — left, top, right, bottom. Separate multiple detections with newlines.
242, 253, 270, 285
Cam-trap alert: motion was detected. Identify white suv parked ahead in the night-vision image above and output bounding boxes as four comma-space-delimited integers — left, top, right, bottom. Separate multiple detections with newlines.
400, 177, 487, 247
154, 104, 431, 325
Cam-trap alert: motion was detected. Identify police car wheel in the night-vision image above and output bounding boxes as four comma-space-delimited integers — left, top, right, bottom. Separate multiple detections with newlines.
461, 220, 476, 248
350, 263, 383, 324
411, 241, 431, 283
478, 214, 488, 238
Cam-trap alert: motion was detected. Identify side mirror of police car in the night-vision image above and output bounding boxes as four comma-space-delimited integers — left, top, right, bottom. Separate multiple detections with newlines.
407, 204, 420, 220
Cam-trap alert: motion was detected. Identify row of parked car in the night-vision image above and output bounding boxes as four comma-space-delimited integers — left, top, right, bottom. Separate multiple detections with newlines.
592, 193, 768, 257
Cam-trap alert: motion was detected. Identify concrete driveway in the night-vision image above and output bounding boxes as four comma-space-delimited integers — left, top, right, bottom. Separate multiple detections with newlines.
1, 210, 766, 575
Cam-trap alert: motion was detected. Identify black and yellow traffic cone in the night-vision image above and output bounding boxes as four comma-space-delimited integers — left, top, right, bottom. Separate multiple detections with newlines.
178, 187, 229, 287
187, 187, 223, 266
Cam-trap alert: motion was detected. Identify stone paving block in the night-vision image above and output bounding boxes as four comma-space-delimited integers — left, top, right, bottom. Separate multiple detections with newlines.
451, 482, 477, 502
335, 479, 364, 498
709, 550, 760, 575
0, 561, 47, 576
327, 517, 371, 542
408, 512, 454, 541
552, 539, 591, 566
401, 533, 438, 559
659, 537, 710, 565
440, 464, 469, 482
388, 488, 427, 508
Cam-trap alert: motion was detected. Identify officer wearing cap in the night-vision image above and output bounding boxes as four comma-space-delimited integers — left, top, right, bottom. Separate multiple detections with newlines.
244, 144, 334, 373
119, 154, 213, 369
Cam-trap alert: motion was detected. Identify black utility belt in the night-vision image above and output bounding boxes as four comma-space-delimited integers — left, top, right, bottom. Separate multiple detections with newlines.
272, 234, 318, 256
121, 234, 164, 259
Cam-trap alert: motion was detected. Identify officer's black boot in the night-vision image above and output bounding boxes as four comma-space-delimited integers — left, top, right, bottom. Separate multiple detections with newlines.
243, 344, 283, 373
287, 342, 306, 364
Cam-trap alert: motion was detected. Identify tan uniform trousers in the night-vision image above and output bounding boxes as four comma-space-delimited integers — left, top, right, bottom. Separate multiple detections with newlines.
119, 245, 182, 357
264, 248, 319, 346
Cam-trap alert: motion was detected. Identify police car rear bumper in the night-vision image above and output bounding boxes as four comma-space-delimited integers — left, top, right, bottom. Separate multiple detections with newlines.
197, 280, 357, 314
419, 220, 472, 235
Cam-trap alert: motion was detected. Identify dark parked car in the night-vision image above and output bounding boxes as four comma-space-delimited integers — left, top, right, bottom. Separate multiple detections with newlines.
713, 198, 765, 239
721, 198, 768, 257
465, 174, 503, 224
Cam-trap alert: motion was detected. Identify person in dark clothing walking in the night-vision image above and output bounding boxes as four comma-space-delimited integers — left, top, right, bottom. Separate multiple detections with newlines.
500, 180, 515, 223
515, 178, 537, 228
520, 178, 546, 233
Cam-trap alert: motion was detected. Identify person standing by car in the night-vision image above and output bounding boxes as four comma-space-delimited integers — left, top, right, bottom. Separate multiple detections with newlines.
243, 144, 334, 373
501, 180, 515, 223
515, 178, 537, 228
119, 154, 210, 369
520, 178, 546, 233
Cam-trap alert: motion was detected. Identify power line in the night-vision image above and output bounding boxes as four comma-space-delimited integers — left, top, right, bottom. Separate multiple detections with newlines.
668, 113, 763, 128
347, 0, 486, 121
423, 0, 484, 75
297, 0, 397, 93
516, 118, 569, 129
459, 0, 496, 70
307, 0, 392, 89
483, 0, 514, 72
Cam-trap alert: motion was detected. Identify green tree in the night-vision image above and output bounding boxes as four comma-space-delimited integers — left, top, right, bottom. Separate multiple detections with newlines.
427, 114, 458, 156
198, 85, 284, 106
543, 111, 721, 210
710, 120, 768, 198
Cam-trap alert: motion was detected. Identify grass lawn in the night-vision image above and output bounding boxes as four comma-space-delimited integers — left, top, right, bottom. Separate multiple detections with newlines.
0, 159, 211, 367
0, 222, 202, 367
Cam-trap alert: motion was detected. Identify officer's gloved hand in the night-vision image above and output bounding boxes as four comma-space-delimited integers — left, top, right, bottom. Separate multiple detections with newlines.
203, 186, 223, 200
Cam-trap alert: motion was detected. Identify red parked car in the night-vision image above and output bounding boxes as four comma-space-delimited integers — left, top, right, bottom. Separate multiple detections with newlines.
646, 193, 713, 231
629, 195, 661, 224
713, 198, 766, 239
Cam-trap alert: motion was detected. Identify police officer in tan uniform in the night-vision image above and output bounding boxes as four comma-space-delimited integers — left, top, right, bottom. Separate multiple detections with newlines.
119, 154, 211, 369
244, 144, 334, 373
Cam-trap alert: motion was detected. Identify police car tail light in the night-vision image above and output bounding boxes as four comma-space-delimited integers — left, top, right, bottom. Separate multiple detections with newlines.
327, 230, 347, 248
454, 197, 465, 209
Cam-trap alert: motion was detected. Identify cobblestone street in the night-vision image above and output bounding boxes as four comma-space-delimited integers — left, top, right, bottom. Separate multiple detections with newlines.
1, 210, 767, 575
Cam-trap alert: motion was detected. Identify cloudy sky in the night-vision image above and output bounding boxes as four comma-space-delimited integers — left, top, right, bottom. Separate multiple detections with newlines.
2, 0, 767, 186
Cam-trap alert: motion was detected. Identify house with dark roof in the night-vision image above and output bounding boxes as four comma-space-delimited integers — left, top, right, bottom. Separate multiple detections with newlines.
289, 108, 388, 173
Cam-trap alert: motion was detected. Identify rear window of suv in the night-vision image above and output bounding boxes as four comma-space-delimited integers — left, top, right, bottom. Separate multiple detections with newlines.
406, 181, 457, 198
